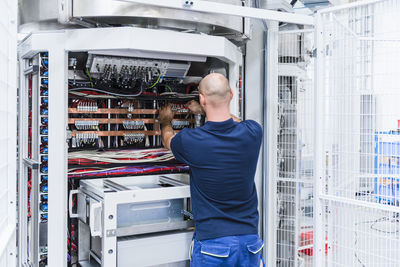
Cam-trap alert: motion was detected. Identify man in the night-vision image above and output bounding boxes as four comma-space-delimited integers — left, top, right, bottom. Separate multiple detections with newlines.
158, 73, 263, 266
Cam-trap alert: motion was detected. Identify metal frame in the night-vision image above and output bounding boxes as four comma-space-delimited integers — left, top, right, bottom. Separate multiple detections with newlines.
18, 26, 243, 267
116, 0, 314, 25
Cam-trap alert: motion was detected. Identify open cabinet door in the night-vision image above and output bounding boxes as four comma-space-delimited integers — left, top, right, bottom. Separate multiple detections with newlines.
0, 0, 18, 266
314, 1, 400, 266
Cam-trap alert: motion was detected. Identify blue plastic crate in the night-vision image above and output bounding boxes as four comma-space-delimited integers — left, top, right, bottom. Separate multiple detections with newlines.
374, 131, 400, 206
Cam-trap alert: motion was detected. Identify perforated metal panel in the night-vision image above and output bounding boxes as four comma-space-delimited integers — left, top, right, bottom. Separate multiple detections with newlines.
0, 0, 17, 266
315, 1, 400, 266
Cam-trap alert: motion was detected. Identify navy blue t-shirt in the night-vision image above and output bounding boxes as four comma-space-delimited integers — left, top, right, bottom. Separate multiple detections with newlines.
170, 118, 262, 241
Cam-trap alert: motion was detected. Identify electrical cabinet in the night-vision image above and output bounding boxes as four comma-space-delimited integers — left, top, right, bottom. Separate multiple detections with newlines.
16, 26, 243, 267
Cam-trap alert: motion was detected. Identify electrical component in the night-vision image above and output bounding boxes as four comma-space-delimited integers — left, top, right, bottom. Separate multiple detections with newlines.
124, 133, 145, 144
40, 184, 48, 193
122, 120, 145, 130
87, 54, 191, 80
77, 100, 98, 112
40, 108, 48, 115
40, 214, 48, 222
41, 166, 48, 174
40, 87, 48, 96
72, 133, 99, 148
171, 121, 190, 129
41, 117, 48, 125
40, 146, 48, 154
40, 203, 48, 212
40, 127, 48, 135
74, 120, 99, 130
171, 103, 189, 113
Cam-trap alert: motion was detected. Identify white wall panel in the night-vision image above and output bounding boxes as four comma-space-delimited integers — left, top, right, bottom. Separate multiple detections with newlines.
0, 0, 17, 266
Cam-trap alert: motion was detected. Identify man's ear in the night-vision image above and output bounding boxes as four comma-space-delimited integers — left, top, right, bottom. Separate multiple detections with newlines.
230, 89, 233, 100
199, 94, 206, 108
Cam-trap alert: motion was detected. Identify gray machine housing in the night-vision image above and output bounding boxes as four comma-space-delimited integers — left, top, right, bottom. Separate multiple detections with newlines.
74, 174, 193, 267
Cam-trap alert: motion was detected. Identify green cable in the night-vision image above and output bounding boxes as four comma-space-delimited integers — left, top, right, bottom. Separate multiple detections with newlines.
165, 84, 173, 92
149, 74, 161, 89
86, 67, 94, 88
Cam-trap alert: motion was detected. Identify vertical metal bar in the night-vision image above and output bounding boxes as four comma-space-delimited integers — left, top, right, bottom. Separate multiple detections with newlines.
294, 76, 300, 265
102, 195, 117, 267
264, 20, 279, 267
18, 58, 29, 267
48, 46, 68, 267
313, 11, 325, 267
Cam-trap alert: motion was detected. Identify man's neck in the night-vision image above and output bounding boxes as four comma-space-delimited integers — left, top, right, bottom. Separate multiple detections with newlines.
205, 109, 231, 122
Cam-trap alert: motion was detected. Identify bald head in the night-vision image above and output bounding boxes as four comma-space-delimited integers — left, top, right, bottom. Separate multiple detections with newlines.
198, 73, 231, 107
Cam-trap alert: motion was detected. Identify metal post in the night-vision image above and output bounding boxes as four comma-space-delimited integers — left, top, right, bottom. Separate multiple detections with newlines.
102, 195, 117, 267
313, 12, 325, 267
18, 58, 30, 267
48, 46, 68, 267
264, 20, 279, 267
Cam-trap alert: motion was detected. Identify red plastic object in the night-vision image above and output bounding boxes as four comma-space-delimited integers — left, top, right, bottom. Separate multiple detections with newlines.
299, 231, 328, 256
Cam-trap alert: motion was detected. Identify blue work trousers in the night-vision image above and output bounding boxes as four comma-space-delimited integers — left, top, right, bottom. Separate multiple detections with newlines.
190, 234, 264, 267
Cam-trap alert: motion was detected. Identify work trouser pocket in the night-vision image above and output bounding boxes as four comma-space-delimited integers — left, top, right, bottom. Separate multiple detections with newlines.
199, 241, 231, 266
246, 237, 264, 266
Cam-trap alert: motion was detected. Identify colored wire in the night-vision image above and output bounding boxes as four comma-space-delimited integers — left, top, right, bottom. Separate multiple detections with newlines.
69, 86, 143, 97
68, 164, 189, 178
68, 148, 175, 163
41, 58, 48, 69
85, 67, 94, 88
149, 73, 161, 89
166, 84, 173, 92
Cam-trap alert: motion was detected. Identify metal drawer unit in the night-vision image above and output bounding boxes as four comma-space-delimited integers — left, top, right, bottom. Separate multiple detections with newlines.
71, 174, 193, 267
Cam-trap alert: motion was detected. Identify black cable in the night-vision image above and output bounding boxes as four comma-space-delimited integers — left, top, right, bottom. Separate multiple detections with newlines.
354, 216, 400, 266
354, 231, 366, 267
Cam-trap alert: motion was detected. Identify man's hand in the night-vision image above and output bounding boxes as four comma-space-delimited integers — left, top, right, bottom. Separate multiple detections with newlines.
158, 104, 175, 125
187, 100, 204, 115
158, 104, 175, 150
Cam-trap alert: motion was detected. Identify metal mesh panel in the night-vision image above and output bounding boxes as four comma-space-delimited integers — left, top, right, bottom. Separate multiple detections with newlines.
315, 0, 400, 266
277, 29, 315, 267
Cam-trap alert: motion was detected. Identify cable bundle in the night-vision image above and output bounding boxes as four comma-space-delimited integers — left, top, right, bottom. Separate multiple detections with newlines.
68, 148, 188, 179
68, 148, 175, 165
68, 164, 189, 179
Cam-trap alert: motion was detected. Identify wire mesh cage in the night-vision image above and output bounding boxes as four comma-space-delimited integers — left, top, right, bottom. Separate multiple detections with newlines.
315, 0, 400, 266
277, 29, 315, 267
